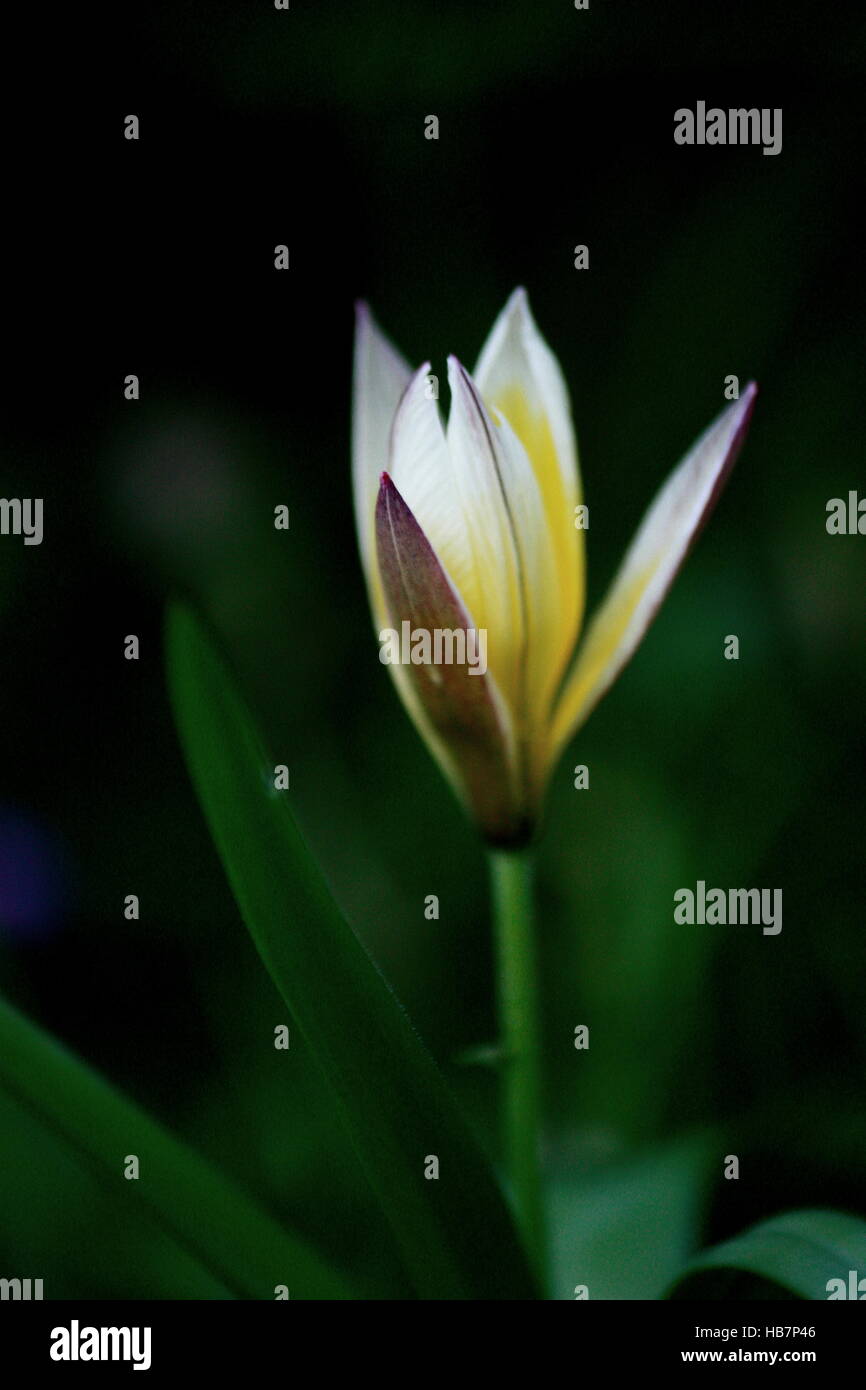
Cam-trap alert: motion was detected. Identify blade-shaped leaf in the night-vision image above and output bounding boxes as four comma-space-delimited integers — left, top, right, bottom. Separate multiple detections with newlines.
666, 1208, 866, 1299
549, 1134, 716, 1300
165, 601, 537, 1301
0, 993, 351, 1299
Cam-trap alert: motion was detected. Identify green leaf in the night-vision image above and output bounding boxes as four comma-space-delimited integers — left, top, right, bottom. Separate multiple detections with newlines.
0, 1087, 233, 1298
0, 993, 352, 1299
666, 1209, 866, 1299
548, 1133, 716, 1300
165, 601, 536, 1301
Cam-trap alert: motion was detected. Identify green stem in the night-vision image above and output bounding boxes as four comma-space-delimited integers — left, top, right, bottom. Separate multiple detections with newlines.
488, 846, 546, 1290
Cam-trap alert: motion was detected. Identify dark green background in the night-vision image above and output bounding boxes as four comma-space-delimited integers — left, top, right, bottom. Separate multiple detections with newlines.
1, 0, 864, 1297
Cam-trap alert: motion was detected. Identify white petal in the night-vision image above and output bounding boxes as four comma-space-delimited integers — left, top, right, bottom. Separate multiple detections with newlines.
446, 356, 525, 703
352, 303, 412, 623
475, 288, 580, 510
551, 384, 758, 758
388, 364, 478, 618
475, 288, 585, 653
446, 358, 560, 766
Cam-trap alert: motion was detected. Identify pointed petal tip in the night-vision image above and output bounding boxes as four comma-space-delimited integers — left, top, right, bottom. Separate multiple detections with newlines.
446, 353, 472, 386
731, 380, 758, 424
378, 470, 403, 503
722, 381, 759, 467
494, 286, 532, 332
353, 299, 379, 352
390, 361, 435, 437
375, 470, 404, 529
353, 299, 373, 332
446, 356, 488, 421
354, 300, 402, 353
737, 381, 759, 432
445, 354, 468, 393
397, 359, 432, 387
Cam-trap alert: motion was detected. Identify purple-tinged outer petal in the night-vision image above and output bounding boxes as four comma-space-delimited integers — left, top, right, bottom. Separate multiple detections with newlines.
376, 473, 530, 846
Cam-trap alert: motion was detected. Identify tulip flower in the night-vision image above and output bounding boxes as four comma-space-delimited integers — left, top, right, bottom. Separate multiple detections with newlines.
353, 291, 757, 1285
353, 289, 756, 848
352, 289, 757, 1288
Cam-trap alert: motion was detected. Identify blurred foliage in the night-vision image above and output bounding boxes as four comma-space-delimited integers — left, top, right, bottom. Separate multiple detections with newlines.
1, 0, 864, 1296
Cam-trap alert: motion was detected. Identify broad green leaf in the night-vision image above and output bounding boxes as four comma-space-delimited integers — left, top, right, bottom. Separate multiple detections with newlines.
165, 602, 536, 1300
0, 993, 351, 1300
548, 1133, 715, 1300
666, 1209, 866, 1300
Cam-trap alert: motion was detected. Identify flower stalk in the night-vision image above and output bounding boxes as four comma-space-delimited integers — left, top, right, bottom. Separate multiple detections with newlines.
489, 845, 546, 1289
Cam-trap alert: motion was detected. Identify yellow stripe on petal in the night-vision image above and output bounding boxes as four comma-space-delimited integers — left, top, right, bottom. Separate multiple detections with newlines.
551, 384, 758, 762
447, 360, 562, 801
474, 289, 585, 701
446, 357, 528, 708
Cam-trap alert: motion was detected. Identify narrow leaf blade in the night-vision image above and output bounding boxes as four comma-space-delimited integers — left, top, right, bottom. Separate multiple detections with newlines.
0, 993, 351, 1299
666, 1208, 866, 1299
165, 602, 536, 1300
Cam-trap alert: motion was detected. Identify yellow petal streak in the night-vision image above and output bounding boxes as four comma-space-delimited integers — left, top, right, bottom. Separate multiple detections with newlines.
494, 381, 585, 672
472, 290, 586, 781
480, 385, 582, 797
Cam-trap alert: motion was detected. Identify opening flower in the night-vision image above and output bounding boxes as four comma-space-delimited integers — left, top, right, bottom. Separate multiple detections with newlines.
353, 289, 756, 846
